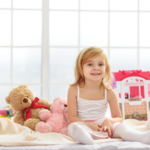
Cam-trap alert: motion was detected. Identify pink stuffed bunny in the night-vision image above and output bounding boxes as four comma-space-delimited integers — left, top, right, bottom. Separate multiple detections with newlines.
35, 97, 69, 135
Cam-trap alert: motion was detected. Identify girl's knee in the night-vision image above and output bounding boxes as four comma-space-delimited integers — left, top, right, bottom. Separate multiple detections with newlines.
67, 122, 80, 137
112, 122, 122, 130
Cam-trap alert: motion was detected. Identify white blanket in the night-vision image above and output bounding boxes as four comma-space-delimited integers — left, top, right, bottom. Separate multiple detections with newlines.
0, 118, 149, 146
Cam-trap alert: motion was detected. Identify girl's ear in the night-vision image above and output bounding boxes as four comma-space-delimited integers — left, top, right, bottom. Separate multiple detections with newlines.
5, 96, 11, 104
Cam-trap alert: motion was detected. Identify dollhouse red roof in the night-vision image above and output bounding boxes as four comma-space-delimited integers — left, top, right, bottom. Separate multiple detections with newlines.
113, 70, 150, 81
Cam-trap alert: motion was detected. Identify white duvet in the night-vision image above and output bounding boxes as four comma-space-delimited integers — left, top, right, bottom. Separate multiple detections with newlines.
0, 118, 149, 146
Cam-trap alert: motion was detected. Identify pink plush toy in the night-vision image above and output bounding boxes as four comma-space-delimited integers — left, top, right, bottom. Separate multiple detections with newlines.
35, 97, 69, 135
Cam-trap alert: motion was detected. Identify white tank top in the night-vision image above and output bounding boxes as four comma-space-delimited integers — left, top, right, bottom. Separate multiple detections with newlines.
77, 85, 108, 120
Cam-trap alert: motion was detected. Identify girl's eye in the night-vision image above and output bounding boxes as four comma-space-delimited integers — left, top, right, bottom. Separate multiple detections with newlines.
99, 64, 103, 66
88, 64, 92, 66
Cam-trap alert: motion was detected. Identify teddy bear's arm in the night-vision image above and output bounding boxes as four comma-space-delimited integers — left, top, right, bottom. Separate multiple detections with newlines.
37, 99, 52, 110
39, 109, 52, 121
13, 111, 24, 125
60, 127, 68, 135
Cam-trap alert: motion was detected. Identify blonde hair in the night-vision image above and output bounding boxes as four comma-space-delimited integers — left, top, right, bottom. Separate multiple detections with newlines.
71, 47, 112, 89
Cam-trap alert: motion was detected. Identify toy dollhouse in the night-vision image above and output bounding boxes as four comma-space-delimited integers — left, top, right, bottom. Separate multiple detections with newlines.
113, 70, 150, 121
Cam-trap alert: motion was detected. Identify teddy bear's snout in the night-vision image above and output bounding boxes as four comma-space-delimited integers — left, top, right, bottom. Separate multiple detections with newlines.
64, 104, 67, 107
23, 98, 28, 103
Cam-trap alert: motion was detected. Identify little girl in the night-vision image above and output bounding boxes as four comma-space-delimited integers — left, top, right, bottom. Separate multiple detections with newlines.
67, 47, 150, 145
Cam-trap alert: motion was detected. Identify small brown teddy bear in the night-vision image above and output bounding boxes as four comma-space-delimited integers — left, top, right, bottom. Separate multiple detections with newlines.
5, 84, 52, 130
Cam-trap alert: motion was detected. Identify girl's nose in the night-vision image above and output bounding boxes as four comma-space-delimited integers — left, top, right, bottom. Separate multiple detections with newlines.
94, 66, 99, 70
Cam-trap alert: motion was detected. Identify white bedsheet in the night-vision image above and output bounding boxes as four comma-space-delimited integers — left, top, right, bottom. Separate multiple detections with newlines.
0, 118, 150, 150
0, 142, 150, 150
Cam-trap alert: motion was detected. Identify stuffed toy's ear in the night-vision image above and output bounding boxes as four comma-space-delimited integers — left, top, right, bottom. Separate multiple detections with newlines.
53, 97, 61, 102
5, 96, 11, 104
19, 84, 28, 89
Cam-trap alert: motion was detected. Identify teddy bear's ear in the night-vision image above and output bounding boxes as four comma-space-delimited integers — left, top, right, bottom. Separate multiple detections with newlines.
19, 84, 28, 89
53, 97, 61, 102
5, 96, 10, 104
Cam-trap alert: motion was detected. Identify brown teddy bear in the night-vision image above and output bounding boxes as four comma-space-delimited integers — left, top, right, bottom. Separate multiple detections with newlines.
5, 84, 52, 130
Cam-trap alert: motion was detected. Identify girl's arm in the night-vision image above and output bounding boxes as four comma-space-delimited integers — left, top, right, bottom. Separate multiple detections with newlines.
67, 85, 80, 123
107, 88, 123, 123
100, 88, 123, 137
67, 85, 101, 131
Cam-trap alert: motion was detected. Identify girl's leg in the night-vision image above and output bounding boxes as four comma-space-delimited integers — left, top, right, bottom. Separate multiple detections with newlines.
112, 122, 150, 144
67, 122, 94, 145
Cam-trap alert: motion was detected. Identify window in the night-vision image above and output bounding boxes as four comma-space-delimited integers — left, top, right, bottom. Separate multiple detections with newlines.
0, 0, 42, 109
0, 0, 150, 110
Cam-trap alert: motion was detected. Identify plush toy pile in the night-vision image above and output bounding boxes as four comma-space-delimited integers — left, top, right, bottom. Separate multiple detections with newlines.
5, 84, 52, 130
35, 97, 69, 135
0, 106, 15, 119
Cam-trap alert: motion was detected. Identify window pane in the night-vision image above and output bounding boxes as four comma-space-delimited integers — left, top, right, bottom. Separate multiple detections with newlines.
0, 48, 10, 83
49, 11, 78, 46
0, 0, 11, 8
139, 49, 150, 71
103, 48, 108, 58
139, 13, 150, 47
49, 48, 78, 84
49, 85, 69, 102
13, 0, 42, 9
0, 86, 11, 110
13, 10, 42, 46
49, 0, 78, 10
80, 12, 108, 47
80, 0, 108, 10
110, 12, 137, 47
110, 49, 137, 72
140, 0, 150, 11
27, 86, 41, 98
13, 48, 41, 84
0, 10, 11, 46
110, 0, 137, 11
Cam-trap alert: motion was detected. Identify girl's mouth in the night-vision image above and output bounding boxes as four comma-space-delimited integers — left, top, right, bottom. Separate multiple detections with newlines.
91, 73, 100, 75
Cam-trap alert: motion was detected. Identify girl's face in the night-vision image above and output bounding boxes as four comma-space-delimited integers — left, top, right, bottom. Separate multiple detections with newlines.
82, 55, 106, 82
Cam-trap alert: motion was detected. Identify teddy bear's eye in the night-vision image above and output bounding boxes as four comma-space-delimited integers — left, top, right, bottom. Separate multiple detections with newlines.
27, 96, 29, 98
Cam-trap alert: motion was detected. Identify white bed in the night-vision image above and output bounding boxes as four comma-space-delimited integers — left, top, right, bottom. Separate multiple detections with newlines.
0, 118, 150, 150
0, 142, 150, 150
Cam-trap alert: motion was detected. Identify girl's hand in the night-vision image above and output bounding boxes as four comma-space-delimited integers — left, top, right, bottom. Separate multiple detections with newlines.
100, 118, 112, 137
88, 122, 101, 131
